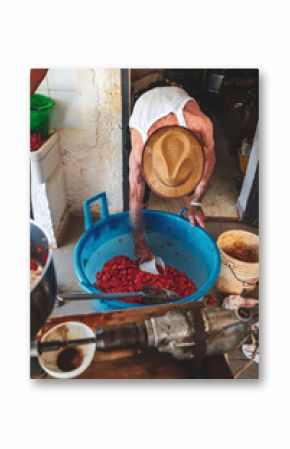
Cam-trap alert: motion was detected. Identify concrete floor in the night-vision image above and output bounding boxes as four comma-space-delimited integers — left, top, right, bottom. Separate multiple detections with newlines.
51, 216, 259, 379
52, 217, 94, 316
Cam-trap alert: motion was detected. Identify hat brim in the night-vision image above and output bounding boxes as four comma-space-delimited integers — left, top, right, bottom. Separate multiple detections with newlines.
143, 125, 204, 198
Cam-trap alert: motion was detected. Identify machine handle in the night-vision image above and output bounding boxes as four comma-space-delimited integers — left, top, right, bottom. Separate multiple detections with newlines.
83, 192, 109, 230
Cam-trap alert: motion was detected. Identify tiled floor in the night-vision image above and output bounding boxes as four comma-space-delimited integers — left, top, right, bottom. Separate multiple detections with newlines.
51, 216, 259, 379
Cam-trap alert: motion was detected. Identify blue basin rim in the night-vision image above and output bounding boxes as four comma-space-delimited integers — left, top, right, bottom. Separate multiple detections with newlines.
74, 208, 221, 309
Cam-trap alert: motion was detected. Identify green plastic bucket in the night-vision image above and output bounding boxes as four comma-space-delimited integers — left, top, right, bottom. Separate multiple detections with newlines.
30, 93, 55, 141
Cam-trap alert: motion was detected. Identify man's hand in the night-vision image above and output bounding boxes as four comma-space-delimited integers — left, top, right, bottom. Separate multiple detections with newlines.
182, 196, 206, 228
135, 237, 154, 261
188, 206, 205, 228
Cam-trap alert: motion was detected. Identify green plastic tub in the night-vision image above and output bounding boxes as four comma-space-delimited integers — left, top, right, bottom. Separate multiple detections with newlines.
30, 93, 55, 141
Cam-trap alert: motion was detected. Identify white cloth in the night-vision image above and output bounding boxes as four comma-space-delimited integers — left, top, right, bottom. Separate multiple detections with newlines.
129, 86, 193, 143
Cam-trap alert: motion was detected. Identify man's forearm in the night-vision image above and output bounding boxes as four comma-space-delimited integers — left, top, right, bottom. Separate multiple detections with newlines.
191, 148, 215, 202
129, 148, 145, 239
130, 183, 144, 238
182, 147, 215, 208
183, 105, 215, 203
130, 179, 154, 260
129, 129, 154, 260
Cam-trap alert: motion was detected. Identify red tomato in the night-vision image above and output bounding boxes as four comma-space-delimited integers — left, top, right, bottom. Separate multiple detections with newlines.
95, 256, 197, 303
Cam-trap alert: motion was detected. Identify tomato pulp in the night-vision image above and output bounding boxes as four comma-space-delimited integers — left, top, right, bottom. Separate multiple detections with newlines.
95, 255, 197, 303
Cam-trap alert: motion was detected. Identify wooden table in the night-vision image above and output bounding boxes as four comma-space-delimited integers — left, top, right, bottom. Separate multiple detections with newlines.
33, 302, 233, 379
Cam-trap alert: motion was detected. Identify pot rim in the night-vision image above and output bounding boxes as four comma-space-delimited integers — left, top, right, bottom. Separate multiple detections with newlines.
217, 229, 259, 266
30, 219, 54, 292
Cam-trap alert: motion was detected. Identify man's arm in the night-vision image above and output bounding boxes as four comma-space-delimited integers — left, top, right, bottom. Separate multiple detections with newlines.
183, 100, 216, 227
189, 122, 215, 202
129, 129, 154, 260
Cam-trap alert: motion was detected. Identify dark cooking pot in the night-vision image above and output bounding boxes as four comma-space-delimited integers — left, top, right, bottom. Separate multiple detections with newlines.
30, 220, 57, 339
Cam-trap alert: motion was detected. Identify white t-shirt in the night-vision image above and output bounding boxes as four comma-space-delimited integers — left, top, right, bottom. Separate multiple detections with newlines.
129, 86, 193, 143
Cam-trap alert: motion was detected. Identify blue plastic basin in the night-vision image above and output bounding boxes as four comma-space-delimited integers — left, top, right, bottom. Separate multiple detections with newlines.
74, 192, 220, 312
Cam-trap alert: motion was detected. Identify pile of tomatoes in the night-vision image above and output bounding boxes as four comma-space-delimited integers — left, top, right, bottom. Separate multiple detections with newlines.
95, 255, 197, 303
30, 260, 39, 271
30, 132, 42, 151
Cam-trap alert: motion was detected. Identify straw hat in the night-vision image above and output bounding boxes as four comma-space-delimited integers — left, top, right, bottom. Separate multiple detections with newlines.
143, 125, 204, 198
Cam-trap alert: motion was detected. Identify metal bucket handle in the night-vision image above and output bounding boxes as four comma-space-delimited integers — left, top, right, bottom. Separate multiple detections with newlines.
83, 191, 109, 230
222, 257, 258, 288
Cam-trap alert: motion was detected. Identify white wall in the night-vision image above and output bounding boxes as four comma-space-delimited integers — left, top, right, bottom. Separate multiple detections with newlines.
31, 133, 68, 248
37, 68, 123, 214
